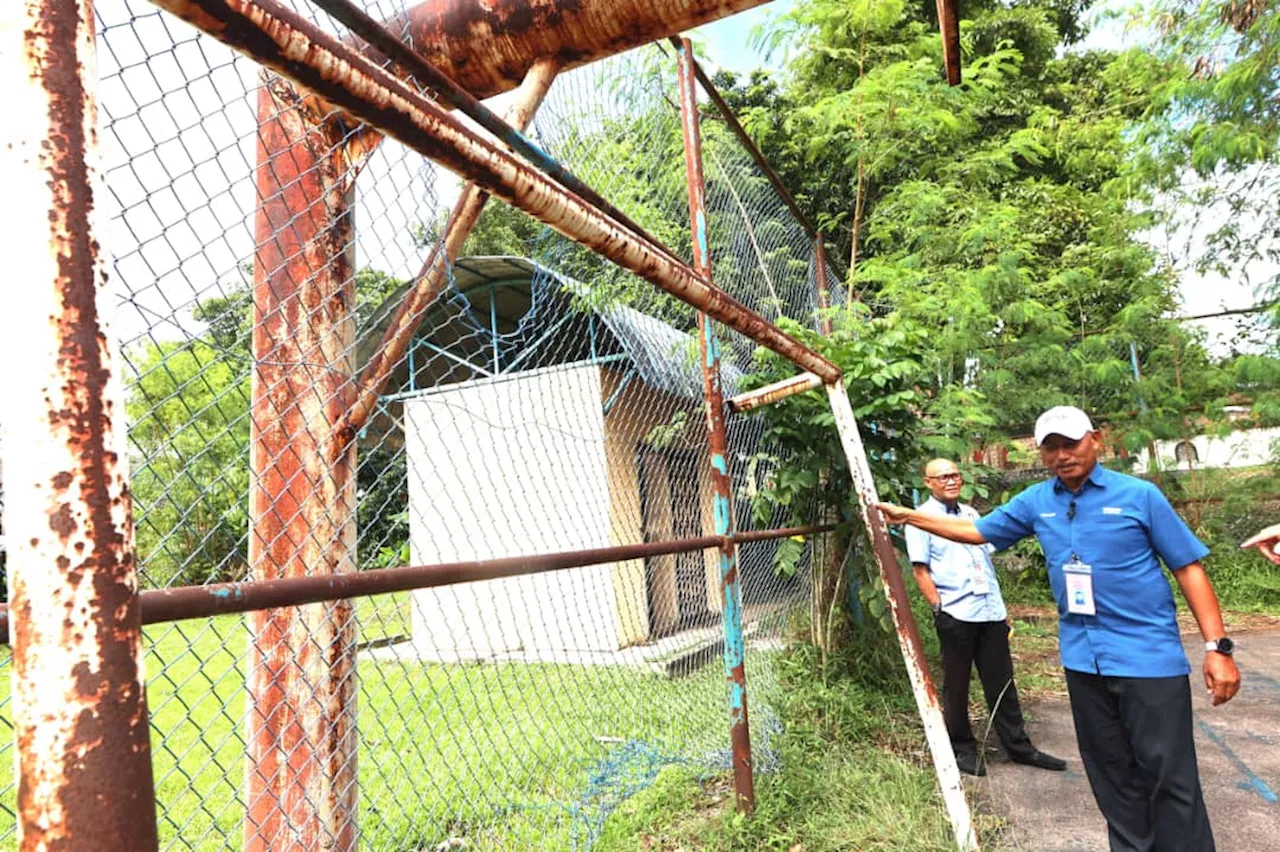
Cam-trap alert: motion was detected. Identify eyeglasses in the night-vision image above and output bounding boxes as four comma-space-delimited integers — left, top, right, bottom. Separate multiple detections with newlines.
926, 473, 963, 483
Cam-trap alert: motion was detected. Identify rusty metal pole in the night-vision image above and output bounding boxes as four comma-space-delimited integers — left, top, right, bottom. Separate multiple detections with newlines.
676, 36, 755, 814
6, 0, 159, 848
727, 372, 823, 414
347, 57, 560, 434
244, 74, 359, 851
936, 0, 962, 86
814, 234, 834, 336
824, 380, 979, 851
145, 0, 841, 385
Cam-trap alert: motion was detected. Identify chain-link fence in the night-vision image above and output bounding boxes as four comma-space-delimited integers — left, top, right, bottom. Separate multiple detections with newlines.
3, 1, 872, 849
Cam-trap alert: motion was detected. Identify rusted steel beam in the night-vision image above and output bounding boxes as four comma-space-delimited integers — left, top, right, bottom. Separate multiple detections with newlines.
734, 522, 836, 543
8, 0, 159, 847
824, 380, 979, 851
147, 0, 842, 384
244, 71, 358, 851
394, 0, 771, 101
814, 234, 834, 335
0, 523, 834, 643
309, 0, 686, 275
677, 36, 756, 815
937, 0, 962, 85
728, 371, 823, 413
671, 37, 820, 244
347, 58, 559, 435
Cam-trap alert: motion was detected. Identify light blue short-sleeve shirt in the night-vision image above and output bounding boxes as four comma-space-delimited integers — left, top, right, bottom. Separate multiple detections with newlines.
906, 498, 1007, 623
975, 463, 1209, 678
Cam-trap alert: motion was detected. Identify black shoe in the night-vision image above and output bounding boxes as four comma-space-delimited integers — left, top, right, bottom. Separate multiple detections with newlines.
955, 752, 987, 777
1009, 750, 1066, 771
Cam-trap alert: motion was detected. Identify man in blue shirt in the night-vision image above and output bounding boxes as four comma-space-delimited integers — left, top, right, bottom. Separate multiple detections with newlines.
907, 457, 1066, 777
877, 406, 1240, 852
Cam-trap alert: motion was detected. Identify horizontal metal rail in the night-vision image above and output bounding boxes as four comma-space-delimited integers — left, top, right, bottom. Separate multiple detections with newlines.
0, 524, 837, 644
728, 371, 823, 413
149, 0, 841, 384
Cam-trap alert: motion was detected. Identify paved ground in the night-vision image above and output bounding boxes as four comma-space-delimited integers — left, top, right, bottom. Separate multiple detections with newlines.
979, 629, 1280, 851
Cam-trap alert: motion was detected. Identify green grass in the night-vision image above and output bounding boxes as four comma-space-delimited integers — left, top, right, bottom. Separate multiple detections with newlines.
0, 605, 734, 850
594, 631, 1006, 852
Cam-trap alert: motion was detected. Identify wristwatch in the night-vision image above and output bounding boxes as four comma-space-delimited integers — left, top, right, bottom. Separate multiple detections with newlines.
931, 602, 943, 617
1205, 637, 1235, 656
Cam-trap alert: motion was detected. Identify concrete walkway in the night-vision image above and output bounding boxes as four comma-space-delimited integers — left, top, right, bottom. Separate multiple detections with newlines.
979, 629, 1280, 851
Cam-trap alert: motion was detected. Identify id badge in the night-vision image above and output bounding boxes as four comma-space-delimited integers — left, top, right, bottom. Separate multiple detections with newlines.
1063, 558, 1095, 616
969, 553, 990, 595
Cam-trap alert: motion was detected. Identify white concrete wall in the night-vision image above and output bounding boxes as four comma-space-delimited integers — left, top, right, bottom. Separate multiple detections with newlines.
1135, 426, 1280, 471
405, 364, 622, 659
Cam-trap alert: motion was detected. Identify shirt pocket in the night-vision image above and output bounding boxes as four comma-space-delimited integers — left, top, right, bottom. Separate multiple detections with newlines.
1091, 507, 1148, 556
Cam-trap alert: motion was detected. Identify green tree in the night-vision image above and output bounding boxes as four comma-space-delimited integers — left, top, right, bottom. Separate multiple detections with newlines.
128, 267, 409, 586
128, 339, 251, 586
739, 0, 1243, 456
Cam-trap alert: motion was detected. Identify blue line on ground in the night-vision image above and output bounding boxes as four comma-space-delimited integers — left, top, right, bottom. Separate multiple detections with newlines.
1195, 718, 1279, 804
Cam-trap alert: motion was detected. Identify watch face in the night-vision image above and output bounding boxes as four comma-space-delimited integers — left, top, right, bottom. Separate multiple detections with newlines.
1217, 637, 1235, 654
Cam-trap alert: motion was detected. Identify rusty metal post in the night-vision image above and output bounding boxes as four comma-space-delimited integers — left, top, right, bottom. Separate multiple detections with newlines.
396, 0, 770, 100
824, 380, 979, 851
348, 57, 560, 433
936, 0, 962, 85
814, 234, 834, 336
727, 372, 823, 413
244, 74, 359, 851
6, 0, 159, 847
676, 36, 755, 814
0, 524, 842, 643
146, 0, 842, 385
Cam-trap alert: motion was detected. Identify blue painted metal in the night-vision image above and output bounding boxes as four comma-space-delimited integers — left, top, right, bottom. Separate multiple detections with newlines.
489, 281, 500, 372
601, 368, 638, 417
502, 311, 576, 373
589, 315, 597, 361
412, 338, 495, 377
677, 36, 755, 813
408, 333, 417, 392
1130, 341, 1148, 413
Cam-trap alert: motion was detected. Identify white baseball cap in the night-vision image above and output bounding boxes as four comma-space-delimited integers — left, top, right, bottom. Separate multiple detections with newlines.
1034, 405, 1095, 446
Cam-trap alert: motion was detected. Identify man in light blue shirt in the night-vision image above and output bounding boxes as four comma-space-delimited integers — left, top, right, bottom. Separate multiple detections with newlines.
879, 406, 1240, 852
907, 458, 1065, 777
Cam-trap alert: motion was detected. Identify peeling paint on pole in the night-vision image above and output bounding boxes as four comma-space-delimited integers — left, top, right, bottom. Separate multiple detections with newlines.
244, 76, 359, 851
6, 0, 159, 847
394, 0, 771, 100
814, 234, 833, 335
727, 371, 823, 413
824, 380, 979, 851
677, 36, 755, 814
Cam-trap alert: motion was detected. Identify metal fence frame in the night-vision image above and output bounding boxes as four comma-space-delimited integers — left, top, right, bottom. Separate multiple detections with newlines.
6, 0, 976, 848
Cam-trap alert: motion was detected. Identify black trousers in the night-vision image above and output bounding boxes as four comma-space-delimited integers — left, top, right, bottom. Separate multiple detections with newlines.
933, 613, 1035, 760
1065, 670, 1214, 852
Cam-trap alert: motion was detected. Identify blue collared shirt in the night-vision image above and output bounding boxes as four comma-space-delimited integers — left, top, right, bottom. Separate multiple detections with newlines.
906, 498, 1007, 624
975, 463, 1209, 678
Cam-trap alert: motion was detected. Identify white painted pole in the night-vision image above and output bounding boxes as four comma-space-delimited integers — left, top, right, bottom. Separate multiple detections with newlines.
824, 379, 979, 851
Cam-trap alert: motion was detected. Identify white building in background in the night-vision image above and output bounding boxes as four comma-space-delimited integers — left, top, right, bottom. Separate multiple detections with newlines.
377, 257, 799, 663
1134, 426, 1280, 472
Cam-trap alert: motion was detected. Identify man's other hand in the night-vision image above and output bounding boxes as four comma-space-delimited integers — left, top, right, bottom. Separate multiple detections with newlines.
1204, 652, 1241, 706
1241, 523, 1280, 565
876, 502, 913, 525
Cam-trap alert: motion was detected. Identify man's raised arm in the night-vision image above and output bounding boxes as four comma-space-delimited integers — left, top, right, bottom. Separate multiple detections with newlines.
876, 503, 988, 545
